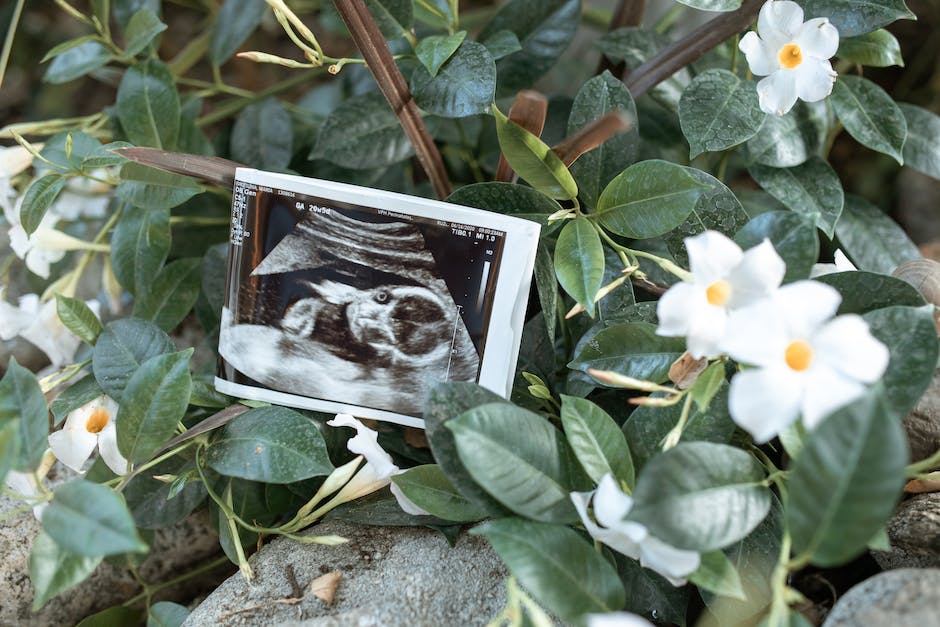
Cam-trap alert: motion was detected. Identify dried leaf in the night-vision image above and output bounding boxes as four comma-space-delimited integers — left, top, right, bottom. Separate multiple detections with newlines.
310, 571, 342, 605
668, 352, 708, 389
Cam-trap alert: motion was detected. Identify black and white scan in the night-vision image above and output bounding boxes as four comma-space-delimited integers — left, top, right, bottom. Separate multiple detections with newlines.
217, 177, 506, 418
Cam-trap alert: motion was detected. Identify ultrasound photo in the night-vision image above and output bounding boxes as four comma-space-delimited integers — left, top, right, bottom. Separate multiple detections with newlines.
218, 178, 506, 418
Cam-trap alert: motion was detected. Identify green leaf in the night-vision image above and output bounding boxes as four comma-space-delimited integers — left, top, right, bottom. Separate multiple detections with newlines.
447, 181, 561, 223
93, 318, 174, 401
116, 162, 201, 210
0, 421, 16, 486
797, 0, 914, 37
122, 8, 167, 57
447, 402, 589, 523
0, 358, 48, 472
479, 0, 581, 96
55, 294, 103, 345
689, 550, 746, 600
481, 30, 522, 60
41, 35, 101, 63
629, 442, 770, 551
745, 100, 827, 168
76, 605, 144, 627
114, 0, 161, 29
735, 211, 819, 283
787, 391, 907, 566
391, 465, 487, 522
835, 195, 920, 274
42, 480, 148, 557
40, 131, 102, 173
230, 98, 293, 169
116, 349, 193, 464
205, 406, 333, 483
837, 29, 904, 67
899, 103, 940, 181
560, 395, 634, 488
554, 218, 604, 318
50, 376, 104, 425
424, 382, 512, 517
19, 173, 67, 236
413, 41, 496, 118
364, 0, 414, 39
595, 160, 709, 238
617, 555, 690, 626
816, 271, 924, 314
689, 361, 727, 412
312, 92, 414, 169
492, 104, 578, 200
568, 71, 639, 208
569, 322, 686, 384
748, 156, 844, 238
473, 517, 626, 622
675, 0, 741, 9
415, 31, 467, 77
864, 306, 939, 420
109, 205, 171, 295
116, 59, 180, 149
124, 455, 207, 529
147, 602, 189, 627
44, 42, 112, 84
534, 242, 558, 342
82, 141, 134, 169
209, 0, 267, 65
830, 75, 907, 165
29, 532, 102, 611
679, 69, 764, 159
132, 257, 202, 331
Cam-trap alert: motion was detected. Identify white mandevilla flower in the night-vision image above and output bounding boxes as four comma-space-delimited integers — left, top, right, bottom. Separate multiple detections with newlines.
586, 612, 654, 627
656, 231, 785, 359
571, 474, 700, 586
326, 414, 429, 516
0, 291, 99, 367
48, 395, 128, 475
810, 249, 857, 278
739, 0, 840, 115
722, 281, 889, 442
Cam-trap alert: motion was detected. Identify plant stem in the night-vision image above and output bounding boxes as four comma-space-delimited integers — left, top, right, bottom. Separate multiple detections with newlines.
661, 393, 694, 450
197, 71, 325, 127
0, 0, 26, 92
122, 556, 232, 608
114, 439, 199, 491
907, 447, 940, 475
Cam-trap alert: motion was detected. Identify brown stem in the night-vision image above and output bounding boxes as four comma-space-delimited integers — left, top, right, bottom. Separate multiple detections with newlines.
552, 111, 632, 167
116, 147, 244, 187
495, 90, 548, 182
332, 1, 452, 199
596, 0, 646, 76
624, 0, 762, 97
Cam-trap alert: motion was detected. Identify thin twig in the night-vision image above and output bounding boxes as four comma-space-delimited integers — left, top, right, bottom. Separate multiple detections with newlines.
332, 1, 452, 199
596, 0, 646, 76
624, 0, 762, 97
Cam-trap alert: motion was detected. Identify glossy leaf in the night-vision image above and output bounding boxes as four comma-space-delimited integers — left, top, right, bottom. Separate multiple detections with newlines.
50, 376, 104, 425
39, 131, 102, 172
830, 75, 907, 165
554, 218, 604, 318
534, 242, 558, 342
116, 349, 193, 463
617, 555, 689, 626
132, 257, 202, 331
816, 271, 924, 314
147, 602, 189, 627
42, 480, 148, 557
364, 0, 414, 39
124, 455, 207, 529
899, 103, 940, 181
413, 41, 496, 118
415, 31, 466, 77
93, 318, 174, 401
569, 322, 686, 384
230, 98, 293, 169
55, 294, 103, 345
748, 156, 844, 238
473, 517, 626, 622
0, 358, 48, 472
447, 181, 561, 223
76, 606, 143, 627
560, 395, 635, 488
447, 402, 589, 523
595, 160, 708, 238
835, 195, 919, 274
492, 104, 578, 200
109, 205, 171, 295
44, 42, 112, 84
313, 92, 414, 169
29, 532, 102, 611
206, 406, 333, 483
735, 211, 819, 283
116, 59, 180, 149
115, 163, 201, 210
391, 465, 487, 522
787, 391, 907, 566
122, 8, 167, 57
798, 0, 914, 37
837, 29, 904, 67
679, 69, 765, 158
481, 30, 522, 60
689, 550, 746, 600
745, 100, 826, 168
20, 173, 67, 236
689, 361, 727, 412
629, 442, 771, 552
209, 0, 267, 64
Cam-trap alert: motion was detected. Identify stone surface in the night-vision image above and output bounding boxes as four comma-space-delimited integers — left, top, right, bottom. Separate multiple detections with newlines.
0, 465, 228, 626
183, 520, 509, 627
903, 370, 940, 463
822, 568, 940, 627
872, 493, 940, 571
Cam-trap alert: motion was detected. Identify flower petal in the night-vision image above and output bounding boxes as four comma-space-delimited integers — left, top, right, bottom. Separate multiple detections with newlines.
722, 300, 789, 367
796, 18, 840, 60
794, 57, 837, 103
756, 71, 799, 116
638, 536, 701, 586
48, 428, 98, 472
586, 612, 655, 627
812, 314, 890, 383
390, 481, 430, 516
758, 0, 805, 42
327, 414, 399, 479
727, 239, 786, 308
775, 280, 841, 338
686, 231, 743, 285
656, 282, 702, 338
593, 474, 635, 528
97, 421, 130, 476
684, 303, 729, 360
801, 364, 866, 429
729, 366, 803, 442
0, 295, 33, 340
739, 32, 778, 76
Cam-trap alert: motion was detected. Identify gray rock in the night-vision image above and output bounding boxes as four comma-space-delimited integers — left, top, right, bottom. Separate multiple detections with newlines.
872, 493, 940, 571
822, 568, 940, 627
183, 520, 508, 627
903, 370, 940, 463
0, 465, 227, 626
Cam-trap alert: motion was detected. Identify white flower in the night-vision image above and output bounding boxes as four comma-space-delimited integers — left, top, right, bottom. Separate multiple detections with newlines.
722, 281, 889, 442
52, 172, 111, 221
2, 194, 68, 279
0, 145, 35, 182
810, 249, 857, 278
326, 414, 430, 516
587, 613, 654, 627
0, 291, 99, 367
571, 474, 700, 586
4, 470, 48, 520
48, 395, 128, 475
656, 231, 785, 359
739, 0, 839, 115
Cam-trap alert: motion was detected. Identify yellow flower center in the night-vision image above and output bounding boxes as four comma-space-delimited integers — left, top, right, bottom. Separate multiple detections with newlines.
785, 340, 814, 371
778, 43, 803, 69
85, 408, 111, 434
706, 280, 733, 306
